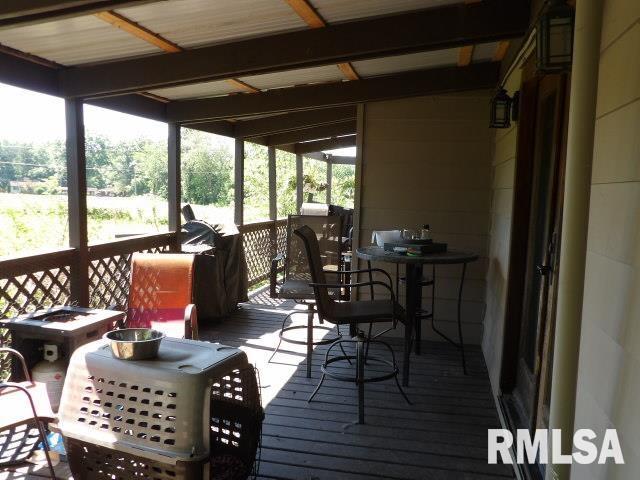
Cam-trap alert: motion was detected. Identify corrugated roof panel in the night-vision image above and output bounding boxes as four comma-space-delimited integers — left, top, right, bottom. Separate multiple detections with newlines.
148, 80, 239, 100
311, 0, 461, 23
239, 65, 345, 90
118, 0, 307, 49
353, 49, 459, 77
0, 15, 159, 65
473, 42, 500, 62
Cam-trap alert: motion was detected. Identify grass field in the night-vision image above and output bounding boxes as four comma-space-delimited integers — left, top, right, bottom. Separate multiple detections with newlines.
0, 193, 239, 258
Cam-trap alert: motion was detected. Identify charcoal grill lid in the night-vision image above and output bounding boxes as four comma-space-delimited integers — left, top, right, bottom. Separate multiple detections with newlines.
180, 220, 222, 248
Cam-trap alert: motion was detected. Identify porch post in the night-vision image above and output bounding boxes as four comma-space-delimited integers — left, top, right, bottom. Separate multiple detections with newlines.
268, 146, 277, 220
167, 123, 181, 251
234, 139, 244, 225
296, 153, 303, 212
65, 98, 89, 307
326, 157, 332, 204
545, 2, 603, 479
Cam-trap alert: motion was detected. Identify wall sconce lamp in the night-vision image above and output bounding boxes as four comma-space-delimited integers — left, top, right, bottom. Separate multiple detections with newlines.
489, 88, 512, 129
536, 0, 575, 73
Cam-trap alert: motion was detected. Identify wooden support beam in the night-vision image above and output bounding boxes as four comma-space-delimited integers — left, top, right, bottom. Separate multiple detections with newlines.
265, 120, 356, 146
268, 146, 277, 220
168, 123, 181, 249
338, 63, 360, 81
65, 98, 89, 307
60, 1, 528, 98
95, 11, 181, 52
458, 45, 474, 66
86, 94, 167, 122
0, 49, 59, 96
182, 120, 234, 138
293, 135, 356, 155
296, 154, 303, 212
231, 106, 356, 138
0, 0, 160, 29
167, 63, 499, 122
326, 160, 332, 204
234, 139, 245, 225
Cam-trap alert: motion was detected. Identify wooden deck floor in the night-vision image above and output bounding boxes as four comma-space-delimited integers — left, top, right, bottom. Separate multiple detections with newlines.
1, 289, 512, 479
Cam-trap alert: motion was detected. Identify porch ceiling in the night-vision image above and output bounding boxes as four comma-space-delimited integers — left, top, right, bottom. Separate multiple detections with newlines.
0, 0, 528, 151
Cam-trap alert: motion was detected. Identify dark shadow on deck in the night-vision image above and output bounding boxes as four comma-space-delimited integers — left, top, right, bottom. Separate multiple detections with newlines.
199, 288, 514, 480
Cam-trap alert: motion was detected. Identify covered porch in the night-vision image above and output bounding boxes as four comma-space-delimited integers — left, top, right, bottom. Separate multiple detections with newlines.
3, 288, 510, 480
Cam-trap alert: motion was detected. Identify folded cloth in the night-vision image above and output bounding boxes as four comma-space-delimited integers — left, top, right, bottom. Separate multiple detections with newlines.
371, 230, 402, 247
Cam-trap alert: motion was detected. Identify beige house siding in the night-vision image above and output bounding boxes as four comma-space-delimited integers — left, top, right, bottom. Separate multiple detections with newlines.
481, 68, 521, 392
356, 92, 493, 344
573, 1, 640, 478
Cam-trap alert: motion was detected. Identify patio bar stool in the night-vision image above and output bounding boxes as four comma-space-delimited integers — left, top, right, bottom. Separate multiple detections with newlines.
294, 225, 411, 424
269, 214, 347, 378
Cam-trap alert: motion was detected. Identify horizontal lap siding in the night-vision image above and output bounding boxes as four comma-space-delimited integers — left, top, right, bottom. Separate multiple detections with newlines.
573, 2, 640, 478
358, 92, 493, 344
481, 66, 520, 393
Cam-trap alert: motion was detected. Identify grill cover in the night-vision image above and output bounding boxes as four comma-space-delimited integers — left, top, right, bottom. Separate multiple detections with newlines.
181, 221, 249, 321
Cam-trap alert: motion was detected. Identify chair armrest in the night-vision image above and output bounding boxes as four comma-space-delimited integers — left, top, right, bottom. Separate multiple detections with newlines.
0, 347, 31, 382
184, 304, 198, 340
309, 280, 396, 303
324, 267, 393, 285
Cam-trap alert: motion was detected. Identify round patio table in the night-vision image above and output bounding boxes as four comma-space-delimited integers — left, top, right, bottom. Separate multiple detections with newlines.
356, 246, 478, 386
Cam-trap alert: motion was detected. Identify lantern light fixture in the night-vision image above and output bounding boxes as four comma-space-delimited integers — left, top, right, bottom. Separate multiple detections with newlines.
489, 88, 512, 129
536, 0, 575, 73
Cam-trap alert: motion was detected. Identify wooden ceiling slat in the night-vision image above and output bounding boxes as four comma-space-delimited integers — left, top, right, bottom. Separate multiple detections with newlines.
493, 40, 510, 61
60, 1, 528, 98
95, 11, 181, 52
167, 63, 500, 123
458, 45, 474, 67
284, 0, 325, 28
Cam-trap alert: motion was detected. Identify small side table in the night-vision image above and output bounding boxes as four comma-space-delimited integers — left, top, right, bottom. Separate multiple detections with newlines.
0, 306, 124, 380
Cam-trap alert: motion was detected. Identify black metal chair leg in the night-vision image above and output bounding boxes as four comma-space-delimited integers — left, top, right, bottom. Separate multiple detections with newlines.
268, 310, 295, 363
379, 341, 412, 405
356, 335, 365, 424
308, 373, 326, 402
307, 306, 314, 378
364, 322, 373, 362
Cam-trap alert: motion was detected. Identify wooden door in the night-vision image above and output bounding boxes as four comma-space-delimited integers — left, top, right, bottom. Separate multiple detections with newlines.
511, 74, 568, 430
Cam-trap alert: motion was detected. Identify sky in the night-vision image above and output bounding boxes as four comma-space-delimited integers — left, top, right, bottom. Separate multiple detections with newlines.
0, 82, 355, 156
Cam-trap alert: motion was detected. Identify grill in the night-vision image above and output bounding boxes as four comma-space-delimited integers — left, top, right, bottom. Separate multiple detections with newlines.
59, 337, 263, 479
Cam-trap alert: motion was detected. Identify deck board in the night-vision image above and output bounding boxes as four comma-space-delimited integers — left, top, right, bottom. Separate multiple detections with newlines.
1, 289, 512, 479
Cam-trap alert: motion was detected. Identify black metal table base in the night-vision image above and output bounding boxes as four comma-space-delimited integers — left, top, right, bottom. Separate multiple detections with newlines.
309, 334, 411, 424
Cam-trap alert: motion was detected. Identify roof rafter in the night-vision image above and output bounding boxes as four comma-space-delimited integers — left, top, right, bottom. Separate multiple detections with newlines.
93, 10, 260, 94
262, 120, 356, 146
229, 106, 357, 138
283, 0, 360, 81
59, 0, 528, 98
292, 135, 356, 154
167, 63, 500, 123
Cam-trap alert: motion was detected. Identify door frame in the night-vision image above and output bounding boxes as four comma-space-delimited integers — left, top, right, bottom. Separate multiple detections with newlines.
499, 66, 570, 403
